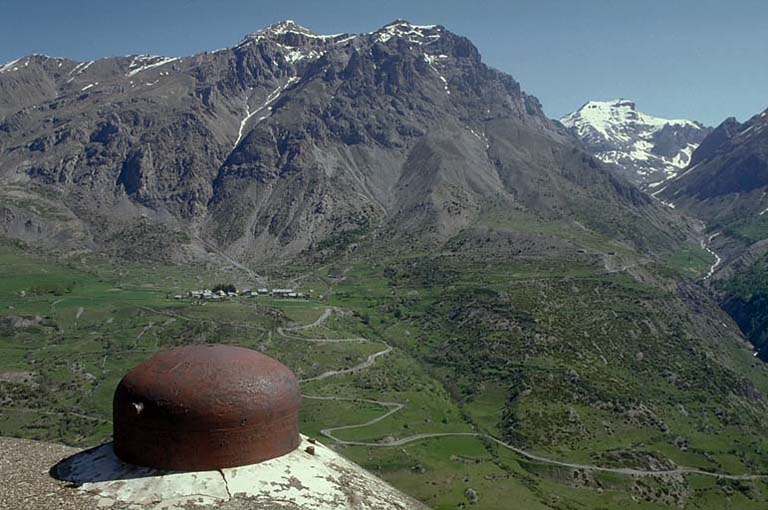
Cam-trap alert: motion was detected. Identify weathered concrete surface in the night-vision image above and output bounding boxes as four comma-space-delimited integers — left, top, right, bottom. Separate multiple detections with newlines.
2, 435, 427, 510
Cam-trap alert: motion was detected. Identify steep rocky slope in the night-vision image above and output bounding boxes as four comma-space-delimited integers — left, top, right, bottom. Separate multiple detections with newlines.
658, 107, 768, 355
0, 21, 694, 264
561, 99, 710, 188
659, 109, 768, 225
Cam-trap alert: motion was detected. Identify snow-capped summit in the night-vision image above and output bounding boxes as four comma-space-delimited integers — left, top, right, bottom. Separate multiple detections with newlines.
242, 20, 344, 43
236, 20, 349, 65
240, 19, 345, 46
373, 20, 443, 44
563, 99, 699, 138
561, 99, 710, 187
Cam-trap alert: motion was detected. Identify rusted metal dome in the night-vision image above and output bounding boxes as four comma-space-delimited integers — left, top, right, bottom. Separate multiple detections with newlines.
113, 344, 301, 470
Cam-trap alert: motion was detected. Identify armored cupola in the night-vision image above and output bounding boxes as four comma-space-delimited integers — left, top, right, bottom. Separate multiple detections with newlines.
113, 344, 301, 470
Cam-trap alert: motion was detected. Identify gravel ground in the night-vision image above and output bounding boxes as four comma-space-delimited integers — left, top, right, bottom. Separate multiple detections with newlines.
0, 437, 100, 510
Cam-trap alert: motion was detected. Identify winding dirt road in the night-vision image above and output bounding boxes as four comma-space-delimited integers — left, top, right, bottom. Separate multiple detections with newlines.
276, 307, 392, 384
280, 307, 768, 481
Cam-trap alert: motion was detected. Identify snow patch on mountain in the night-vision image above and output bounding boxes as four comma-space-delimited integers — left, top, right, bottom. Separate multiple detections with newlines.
252, 20, 341, 40
424, 54, 450, 94
235, 20, 346, 66
240, 19, 442, 48
126, 55, 179, 77
232, 20, 445, 68
564, 99, 697, 137
374, 21, 442, 44
274, 43, 324, 64
335, 35, 357, 45
233, 77, 300, 149
239, 20, 345, 47
561, 99, 709, 187
0, 57, 22, 73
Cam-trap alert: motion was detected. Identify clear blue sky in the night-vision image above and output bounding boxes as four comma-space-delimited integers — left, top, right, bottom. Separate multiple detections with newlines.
1, 0, 765, 126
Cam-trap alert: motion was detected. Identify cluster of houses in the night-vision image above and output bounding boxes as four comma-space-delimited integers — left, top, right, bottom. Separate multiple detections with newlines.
174, 288, 308, 301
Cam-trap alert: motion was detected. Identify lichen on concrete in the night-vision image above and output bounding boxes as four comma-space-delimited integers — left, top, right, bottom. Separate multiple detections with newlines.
44, 435, 425, 509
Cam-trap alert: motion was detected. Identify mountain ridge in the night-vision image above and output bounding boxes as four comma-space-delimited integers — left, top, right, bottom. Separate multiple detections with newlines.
0, 20, 695, 265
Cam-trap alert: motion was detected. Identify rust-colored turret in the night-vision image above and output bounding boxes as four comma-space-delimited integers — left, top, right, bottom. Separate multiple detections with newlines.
113, 344, 301, 470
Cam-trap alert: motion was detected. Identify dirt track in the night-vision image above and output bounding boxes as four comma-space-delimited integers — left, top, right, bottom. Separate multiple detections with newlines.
282, 308, 768, 480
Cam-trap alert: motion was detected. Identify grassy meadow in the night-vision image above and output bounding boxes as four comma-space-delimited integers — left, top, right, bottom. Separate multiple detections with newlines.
1, 236, 767, 509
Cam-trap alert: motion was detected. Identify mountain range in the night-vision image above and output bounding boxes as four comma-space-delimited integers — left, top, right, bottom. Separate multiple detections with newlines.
0, 20, 693, 264
3, 19, 768, 510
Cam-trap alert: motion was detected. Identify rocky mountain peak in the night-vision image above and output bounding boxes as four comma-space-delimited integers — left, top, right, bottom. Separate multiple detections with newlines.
259, 19, 316, 36
659, 107, 768, 211
561, 99, 710, 188
373, 20, 444, 44
237, 20, 349, 57
243, 19, 337, 41
686, 116, 743, 167
562, 99, 700, 140
0, 54, 64, 73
